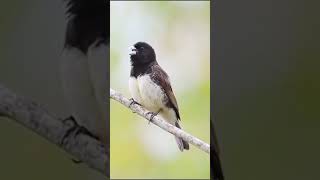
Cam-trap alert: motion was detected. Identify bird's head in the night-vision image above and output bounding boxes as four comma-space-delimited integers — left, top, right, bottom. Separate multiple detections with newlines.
129, 42, 156, 65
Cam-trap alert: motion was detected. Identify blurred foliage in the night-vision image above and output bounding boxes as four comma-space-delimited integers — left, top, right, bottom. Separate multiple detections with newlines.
110, 1, 210, 179
2, 0, 319, 180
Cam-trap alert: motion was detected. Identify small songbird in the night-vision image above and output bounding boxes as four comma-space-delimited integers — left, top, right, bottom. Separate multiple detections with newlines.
60, 0, 109, 146
128, 42, 189, 151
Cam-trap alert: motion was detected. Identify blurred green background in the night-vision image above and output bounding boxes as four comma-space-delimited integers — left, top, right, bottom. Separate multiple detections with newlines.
1, 0, 320, 180
214, 1, 320, 179
110, 1, 210, 179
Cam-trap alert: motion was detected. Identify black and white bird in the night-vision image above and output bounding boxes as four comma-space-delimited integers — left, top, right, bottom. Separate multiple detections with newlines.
128, 42, 189, 152
60, 0, 109, 146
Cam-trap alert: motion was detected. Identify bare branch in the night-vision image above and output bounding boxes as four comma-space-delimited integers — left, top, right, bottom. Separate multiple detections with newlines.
0, 84, 109, 177
110, 88, 210, 154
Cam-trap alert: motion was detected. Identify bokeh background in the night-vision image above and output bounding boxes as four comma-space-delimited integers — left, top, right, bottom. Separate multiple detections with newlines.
1, 0, 320, 180
110, 1, 210, 179
214, 1, 320, 179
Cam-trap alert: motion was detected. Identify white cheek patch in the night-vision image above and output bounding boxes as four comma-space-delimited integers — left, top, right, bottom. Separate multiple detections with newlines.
129, 46, 137, 55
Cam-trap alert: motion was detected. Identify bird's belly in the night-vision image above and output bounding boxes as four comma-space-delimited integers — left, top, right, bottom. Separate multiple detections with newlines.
60, 47, 104, 139
159, 107, 177, 125
137, 75, 166, 112
87, 43, 109, 143
129, 77, 143, 103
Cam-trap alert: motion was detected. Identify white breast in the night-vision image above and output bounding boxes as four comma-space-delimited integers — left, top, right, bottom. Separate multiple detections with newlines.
60, 45, 107, 143
129, 74, 178, 125
137, 75, 166, 112
129, 76, 143, 104
87, 42, 109, 143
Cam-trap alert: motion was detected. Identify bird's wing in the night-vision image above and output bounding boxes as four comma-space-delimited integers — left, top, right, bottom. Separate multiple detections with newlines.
150, 64, 180, 120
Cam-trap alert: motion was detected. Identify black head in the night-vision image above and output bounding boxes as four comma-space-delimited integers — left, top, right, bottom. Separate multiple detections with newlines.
64, 0, 109, 54
129, 42, 156, 66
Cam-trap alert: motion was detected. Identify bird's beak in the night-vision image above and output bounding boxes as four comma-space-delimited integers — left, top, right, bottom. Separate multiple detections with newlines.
129, 46, 137, 56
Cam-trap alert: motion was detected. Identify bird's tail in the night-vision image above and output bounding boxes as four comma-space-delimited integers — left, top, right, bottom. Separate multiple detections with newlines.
174, 122, 189, 151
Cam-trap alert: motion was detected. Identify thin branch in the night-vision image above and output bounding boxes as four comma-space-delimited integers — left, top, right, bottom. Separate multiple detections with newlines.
110, 88, 210, 154
0, 84, 109, 177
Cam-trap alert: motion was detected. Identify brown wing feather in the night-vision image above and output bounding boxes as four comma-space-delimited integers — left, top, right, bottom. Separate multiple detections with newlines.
150, 64, 180, 120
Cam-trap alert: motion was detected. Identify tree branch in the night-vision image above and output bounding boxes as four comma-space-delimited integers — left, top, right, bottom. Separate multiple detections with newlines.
0, 84, 109, 177
110, 88, 210, 154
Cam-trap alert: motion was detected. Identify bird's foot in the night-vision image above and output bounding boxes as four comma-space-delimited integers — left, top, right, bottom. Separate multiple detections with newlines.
146, 110, 160, 124
60, 116, 78, 145
60, 116, 100, 164
60, 116, 99, 146
75, 126, 100, 141
129, 98, 141, 108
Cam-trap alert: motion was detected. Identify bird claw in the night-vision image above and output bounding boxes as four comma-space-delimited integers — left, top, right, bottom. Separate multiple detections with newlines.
146, 111, 159, 124
60, 116, 99, 146
129, 98, 141, 108
75, 126, 100, 140
60, 116, 77, 145
62, 116, 78, 126
60, 116, 99, 164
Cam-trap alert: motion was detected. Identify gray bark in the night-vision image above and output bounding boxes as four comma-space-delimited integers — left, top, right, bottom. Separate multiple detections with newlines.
0, 84, 109, 177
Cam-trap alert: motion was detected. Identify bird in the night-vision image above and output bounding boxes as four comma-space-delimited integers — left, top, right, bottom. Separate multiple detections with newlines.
128, 42, 189, 151
60, 0, 109, 147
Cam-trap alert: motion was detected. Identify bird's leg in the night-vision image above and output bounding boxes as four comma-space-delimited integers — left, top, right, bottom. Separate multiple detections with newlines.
129, 98, 141, 108
74, 126, 100, 141
61, 116, 100, 143
60, 116, 78, 145
146, 109, 161, 124
60, 116, 83, 163
129, 98, 142, 113
60, 116, 100, 164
